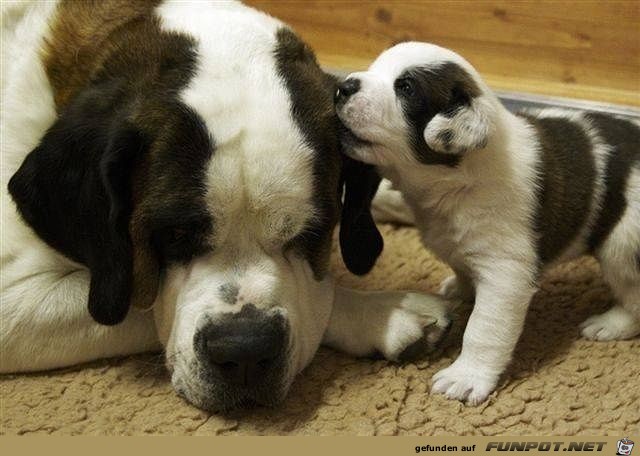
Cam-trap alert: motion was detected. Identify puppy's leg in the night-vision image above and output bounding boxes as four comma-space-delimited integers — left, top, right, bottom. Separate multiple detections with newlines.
323, 286, 452, 361
432, 260, 536, 405
581, 302, 640, 341
581, 183, 640, 340
1, 265, 160, 373
371, 178, 415, 225
581, 270, 640, 341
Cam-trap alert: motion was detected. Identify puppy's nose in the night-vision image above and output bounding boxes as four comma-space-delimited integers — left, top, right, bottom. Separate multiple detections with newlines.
194, 305, 287, 387
335, 78, 361, 103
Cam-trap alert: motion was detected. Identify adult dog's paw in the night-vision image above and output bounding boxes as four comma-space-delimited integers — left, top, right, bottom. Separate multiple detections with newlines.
431, 358, 498, 405
438, 274, 474, 301
379, 292, 452, 361
327, 288, 453, 362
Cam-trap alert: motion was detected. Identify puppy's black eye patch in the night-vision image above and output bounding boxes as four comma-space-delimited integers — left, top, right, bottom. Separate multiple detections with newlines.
441, 85, 472, 117
394, 78, 415, 97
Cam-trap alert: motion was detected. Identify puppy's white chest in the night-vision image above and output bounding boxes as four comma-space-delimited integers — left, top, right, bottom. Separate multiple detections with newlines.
401, 188, 471, 269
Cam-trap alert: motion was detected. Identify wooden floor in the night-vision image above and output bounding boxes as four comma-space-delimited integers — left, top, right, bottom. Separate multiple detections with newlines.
246, 1, 640, 107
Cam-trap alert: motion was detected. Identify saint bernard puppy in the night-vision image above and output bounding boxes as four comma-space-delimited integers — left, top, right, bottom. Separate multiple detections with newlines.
0, 3, 452, 411
337, 42, 640, 405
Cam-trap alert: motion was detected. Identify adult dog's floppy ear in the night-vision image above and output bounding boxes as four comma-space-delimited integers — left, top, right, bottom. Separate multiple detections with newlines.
423, 85, 494, 155
327, 71, 383, 274
8, 86, 159, 325
338, 154, 384, 275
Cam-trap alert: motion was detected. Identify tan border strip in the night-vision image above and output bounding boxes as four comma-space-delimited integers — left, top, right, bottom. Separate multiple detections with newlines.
1, 435, 636, 456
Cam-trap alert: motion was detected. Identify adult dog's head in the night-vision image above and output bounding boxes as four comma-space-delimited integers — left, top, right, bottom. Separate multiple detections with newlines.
335, 42, 499, 169
8, 2, 382, 410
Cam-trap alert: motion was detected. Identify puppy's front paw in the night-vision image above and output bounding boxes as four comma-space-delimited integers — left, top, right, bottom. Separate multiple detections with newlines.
580, 306, 640, 341
380, 305, 451, 362
431, 358, 498, 405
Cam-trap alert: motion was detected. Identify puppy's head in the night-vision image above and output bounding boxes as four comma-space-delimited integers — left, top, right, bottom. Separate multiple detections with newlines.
335, 42, 498, 168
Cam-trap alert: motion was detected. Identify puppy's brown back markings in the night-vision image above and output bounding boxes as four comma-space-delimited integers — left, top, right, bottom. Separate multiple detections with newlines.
522, 112, 640, 268
585, 113, 640, 252
522, 115, 596, 265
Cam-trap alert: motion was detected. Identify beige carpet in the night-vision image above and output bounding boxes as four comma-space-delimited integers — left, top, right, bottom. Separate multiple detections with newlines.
1, 224, 638, 435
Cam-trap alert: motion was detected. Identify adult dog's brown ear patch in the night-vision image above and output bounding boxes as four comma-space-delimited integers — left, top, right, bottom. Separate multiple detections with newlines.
130, 220, 160, 310
273, 28, 344, 279
8, 105, 156, 325
23, 0, 205, 322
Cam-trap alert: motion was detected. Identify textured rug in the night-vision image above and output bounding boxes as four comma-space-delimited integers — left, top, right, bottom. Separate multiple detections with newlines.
1, 224, 638, 435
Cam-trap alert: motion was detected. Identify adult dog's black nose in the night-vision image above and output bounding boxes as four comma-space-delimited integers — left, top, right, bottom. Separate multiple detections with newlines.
194, 305, 287, 387
335, 78, 361, 103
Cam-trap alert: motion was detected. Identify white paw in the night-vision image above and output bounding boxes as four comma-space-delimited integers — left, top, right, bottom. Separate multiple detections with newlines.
438, 275, 474, 301
580, 306, 640, 341
431, 358, 498, 405
379, 303, 451, 362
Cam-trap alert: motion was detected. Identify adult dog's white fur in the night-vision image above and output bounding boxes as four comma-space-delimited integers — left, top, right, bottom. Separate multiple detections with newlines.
339, 42, 640, 405
0, 2, 451, 411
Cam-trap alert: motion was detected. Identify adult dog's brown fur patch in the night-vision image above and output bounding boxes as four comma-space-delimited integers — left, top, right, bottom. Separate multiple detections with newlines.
43, 0, 162, 109
39, 0, 211, 311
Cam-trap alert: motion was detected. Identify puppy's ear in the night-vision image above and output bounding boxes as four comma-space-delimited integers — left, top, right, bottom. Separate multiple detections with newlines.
8, 85, 159, 325
338, 154, 384, 275
423, 87, 494, 155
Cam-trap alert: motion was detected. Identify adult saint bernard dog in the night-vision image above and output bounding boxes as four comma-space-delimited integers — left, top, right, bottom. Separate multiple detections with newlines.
0, 1, 451, 411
